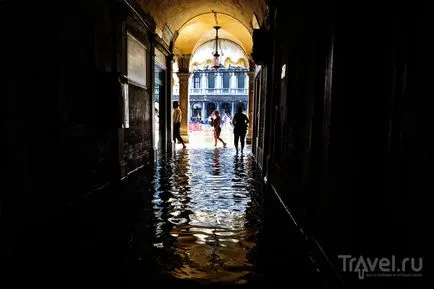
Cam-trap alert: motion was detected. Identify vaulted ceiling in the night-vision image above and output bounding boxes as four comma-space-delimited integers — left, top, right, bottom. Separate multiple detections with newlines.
137, 0, 267, 57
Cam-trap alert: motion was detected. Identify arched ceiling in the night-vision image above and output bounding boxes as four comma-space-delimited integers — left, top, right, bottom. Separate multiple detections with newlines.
192, 28, 245, 54
177, 13, 252, 55
137, 0, 267, 56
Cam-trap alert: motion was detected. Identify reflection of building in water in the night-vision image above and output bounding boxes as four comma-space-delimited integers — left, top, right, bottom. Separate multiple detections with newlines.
167, 156, 257, 284
152, 149, 259, 284
173, 66, 248, 123
169, 212, 257, 284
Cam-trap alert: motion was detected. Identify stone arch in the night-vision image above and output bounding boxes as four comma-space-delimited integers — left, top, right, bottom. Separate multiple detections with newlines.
191, 102, 203, 121
221, 102, 231, 115
206, 102, 216, 117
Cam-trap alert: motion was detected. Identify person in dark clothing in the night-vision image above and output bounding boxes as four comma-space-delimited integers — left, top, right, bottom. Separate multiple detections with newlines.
232, 106, 249, 154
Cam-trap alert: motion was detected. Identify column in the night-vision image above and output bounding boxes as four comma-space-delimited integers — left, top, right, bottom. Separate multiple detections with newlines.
230, 73, 237, 90
247, 71, 255, 144
201, 102, 206, 121
216, 72, 222, 90
231, 102, 235, 117
216, 102, 220, 113
187, 76, 192, 123
177, 72, 190, 142
176, 54, 191, 143
201, 72, 207, 89
245, 73, 249, 89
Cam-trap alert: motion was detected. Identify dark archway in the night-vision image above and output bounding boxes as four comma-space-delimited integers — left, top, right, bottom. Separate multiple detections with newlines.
191, 102, 202, 122
206, 102, 216, 117
221, 102, 231, 115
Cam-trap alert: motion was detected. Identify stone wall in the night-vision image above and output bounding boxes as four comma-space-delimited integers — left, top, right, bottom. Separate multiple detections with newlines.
255, 0, 428, 287
2, 0, 156, 217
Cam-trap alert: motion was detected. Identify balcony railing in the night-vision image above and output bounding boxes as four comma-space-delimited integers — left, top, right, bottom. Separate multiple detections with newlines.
190, 88, 248, 95
172, 88, 248, 98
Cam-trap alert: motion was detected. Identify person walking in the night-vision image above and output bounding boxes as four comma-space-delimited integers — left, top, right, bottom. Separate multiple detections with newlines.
172, 101, 187, 149
212, 110, 227, 147
232, 105, 249, 154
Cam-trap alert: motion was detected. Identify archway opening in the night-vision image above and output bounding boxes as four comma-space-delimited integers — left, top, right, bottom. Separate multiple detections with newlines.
172, 40, 252, 148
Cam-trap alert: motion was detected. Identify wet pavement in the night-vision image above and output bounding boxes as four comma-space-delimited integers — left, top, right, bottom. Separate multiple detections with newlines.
5, 144, 329, 289
121, 145, 330, 289
155, 148, 265, 283
123, 146, 265, 288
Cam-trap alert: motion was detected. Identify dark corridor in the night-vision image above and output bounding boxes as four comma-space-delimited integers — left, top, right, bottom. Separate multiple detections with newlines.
2, 1, 428, 289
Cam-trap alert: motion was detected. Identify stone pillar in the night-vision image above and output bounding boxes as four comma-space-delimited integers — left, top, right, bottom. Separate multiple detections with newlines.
176, 54, 191, 143
231, 102, 235, 117
177, 72, 190, 142
247, 71, 255, 144
245, 73, 249, 89
187, 75, 192, 122
216, 102, 220, 113
231, 73, 237, 89
201, 72, 206, 89
202, 102, 206, 121
216, 73, 222, 89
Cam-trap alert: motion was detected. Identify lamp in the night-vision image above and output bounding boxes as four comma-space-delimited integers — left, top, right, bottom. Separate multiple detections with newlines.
211, 11, 224, 69
212, 25, 222, 69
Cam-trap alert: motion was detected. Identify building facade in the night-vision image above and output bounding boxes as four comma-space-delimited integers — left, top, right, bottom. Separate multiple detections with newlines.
173, 66, 249, 123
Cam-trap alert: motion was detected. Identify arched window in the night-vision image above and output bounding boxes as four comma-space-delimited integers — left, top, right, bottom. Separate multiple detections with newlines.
192, 102, 202, 121
206, 102, 216, 117
221, 103, 231, 115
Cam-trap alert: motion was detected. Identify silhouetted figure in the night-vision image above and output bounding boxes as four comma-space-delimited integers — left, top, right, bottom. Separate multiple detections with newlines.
232, 106, 249, 154
212, 110, 227, 147
173, 101, 187, 149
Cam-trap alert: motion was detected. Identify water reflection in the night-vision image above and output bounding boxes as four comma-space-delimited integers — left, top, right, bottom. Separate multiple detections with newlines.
152, 147, 262, 285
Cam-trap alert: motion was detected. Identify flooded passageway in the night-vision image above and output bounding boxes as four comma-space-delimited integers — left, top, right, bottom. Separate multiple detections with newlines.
123, 146, 328, 289
151, 147, 263, 285
11, 146, 329, 289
